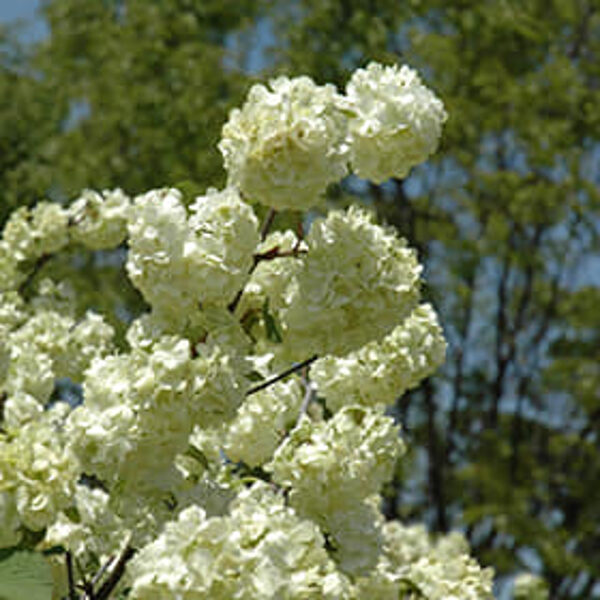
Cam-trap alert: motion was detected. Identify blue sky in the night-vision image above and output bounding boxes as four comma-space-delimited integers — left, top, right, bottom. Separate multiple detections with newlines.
1, 0, 46, 40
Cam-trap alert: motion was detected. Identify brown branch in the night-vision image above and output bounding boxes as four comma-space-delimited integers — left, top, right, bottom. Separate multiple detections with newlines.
228, 243, 307, 314
94, 545, 136, 600
424, 379, 448, 533
66, 551, 77, 600
260, 208, 277, 241
246, 355, 318, 396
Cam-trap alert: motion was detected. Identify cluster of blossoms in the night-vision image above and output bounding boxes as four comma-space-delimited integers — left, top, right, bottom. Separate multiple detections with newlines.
0, 62, 504, 598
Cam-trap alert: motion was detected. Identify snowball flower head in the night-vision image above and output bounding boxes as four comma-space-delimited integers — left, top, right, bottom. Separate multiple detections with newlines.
128, 482, 350, 599
219, 75, 348, 210
68, 188, 131, 250
267, 406, 404, 518
346, 62, 447, 182
312, 303, 446, 412
0, 404, 78, 540
280, 207, 422, 357
126, 187, 259, 319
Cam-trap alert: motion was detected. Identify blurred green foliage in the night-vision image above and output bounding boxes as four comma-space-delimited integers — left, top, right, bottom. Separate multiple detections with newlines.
2, 0, 599, 597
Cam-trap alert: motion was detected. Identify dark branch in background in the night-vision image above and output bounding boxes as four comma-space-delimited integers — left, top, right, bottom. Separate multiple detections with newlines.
246, 355, 318, 396
568, 2, 594, 59
489, 228, 514, 429
423, 378, 448, 533
447, 261, 478, 460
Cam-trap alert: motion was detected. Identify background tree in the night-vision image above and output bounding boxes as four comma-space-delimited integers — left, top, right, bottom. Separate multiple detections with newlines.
265, 1, 600, 597
4, 1, 600, 597
0, 24, 66, 224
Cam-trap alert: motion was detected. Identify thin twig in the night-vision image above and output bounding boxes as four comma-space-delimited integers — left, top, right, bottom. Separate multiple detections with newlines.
260, 208, 277, 241
74, 555, 94, 598
228, 243, 306, 315
254, 246, 307, 263
246, 355, 318, 396
296, 378, 316, 427
94, 545, 136, 600
90, 555, 116, 590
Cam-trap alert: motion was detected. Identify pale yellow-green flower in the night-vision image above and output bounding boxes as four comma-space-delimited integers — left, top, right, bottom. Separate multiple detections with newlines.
280, 207, 421, 357
346, 62, 447, 183
267, 406, 404, 520
312, 303, 446, 412
68, 188, 131, 250
127, 187, 259, 321
224, 379, 303, 467
2, 202, 69, 263
128, 482, 351, 599
354, 522, 494, 599
219, 75, 348, 210
0, 403, 79, 542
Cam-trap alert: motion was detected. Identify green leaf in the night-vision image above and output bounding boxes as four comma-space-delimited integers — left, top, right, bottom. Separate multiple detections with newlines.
262, 298, 283, 344
0, 551, 54, 600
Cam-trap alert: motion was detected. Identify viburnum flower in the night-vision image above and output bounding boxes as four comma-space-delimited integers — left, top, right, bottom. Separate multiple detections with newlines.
267, 406, 404, 518
126, 186, 259, 320
345, 62, 447, 182
0, 403, 79, 544
68, 188, 131, 250
355, 522, 494, 599
1, 202, 69, 263
127, 482, 351, 599
219, 75, 348, 210
279, 206, 421, 358
311, 303, 446, 412
0, 61, 485, 600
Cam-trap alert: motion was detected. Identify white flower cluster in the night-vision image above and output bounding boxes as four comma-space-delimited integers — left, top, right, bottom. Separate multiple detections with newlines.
312, 303, 446, 412
5, 309, 113, 396
66, 336, 249, 487
44, 484, 126, 572
0, 285, 113, 430
224, 379, 303, 467
0, 404, 78, 547
128, 482, 350, 599
513, 573, 549, 600
280, 207, 421, 357
267, 406, 404, 576
345, 63, 447, 183
219, 76, 348, 210
1, 202, 69, 264
268, 407, 403, 513
126, 187, 259, 321
68, 188, 131, 249
355, 523, 494, 598
219, 62, 445, 210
